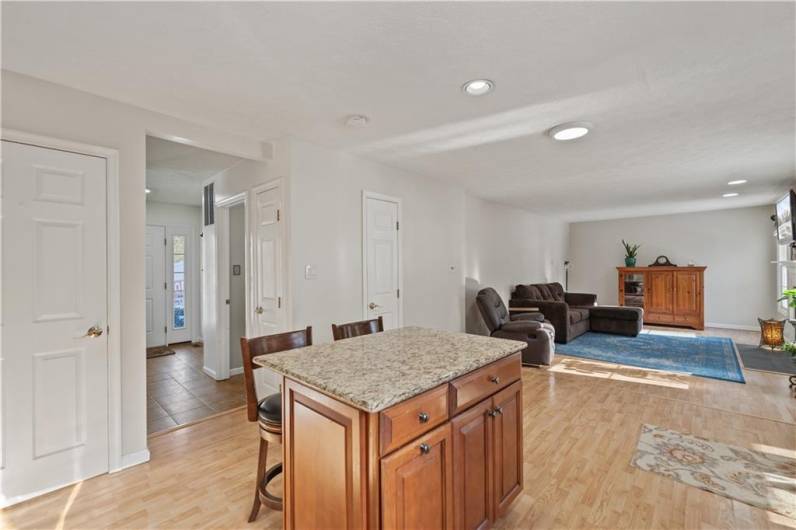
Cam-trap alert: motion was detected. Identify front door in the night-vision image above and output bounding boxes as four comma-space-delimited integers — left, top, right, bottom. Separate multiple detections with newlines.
364, 194, 401, 328
2, 140, 109, 505
252, 182, 285, 336
145, 225, 166, 347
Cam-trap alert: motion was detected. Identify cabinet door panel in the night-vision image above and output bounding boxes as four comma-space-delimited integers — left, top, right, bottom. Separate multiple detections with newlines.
452, 398, 493, 530
492, 380, 523, 517
646, 271, 674, 322
381, 423, 454, 530
674, 271, 699, 317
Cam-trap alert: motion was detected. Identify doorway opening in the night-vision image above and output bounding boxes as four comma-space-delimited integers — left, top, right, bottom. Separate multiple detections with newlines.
145, 136, 247, 434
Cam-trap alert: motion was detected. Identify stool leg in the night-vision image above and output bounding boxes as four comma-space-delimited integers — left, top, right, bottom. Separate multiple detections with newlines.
248, 437, 269, 522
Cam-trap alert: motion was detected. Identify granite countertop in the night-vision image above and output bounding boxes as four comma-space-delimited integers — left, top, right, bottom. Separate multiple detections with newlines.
253, 327, 526, 412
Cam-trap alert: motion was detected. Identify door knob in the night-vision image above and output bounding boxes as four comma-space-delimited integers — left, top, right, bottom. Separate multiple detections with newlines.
419, 443, 430, 455
255, 306, 264, 315
85, 325, 104, 338
489, 375, 501, 385
368, 302, 380, 310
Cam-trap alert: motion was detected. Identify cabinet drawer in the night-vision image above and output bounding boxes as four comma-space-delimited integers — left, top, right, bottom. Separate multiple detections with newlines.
380, 384, 449, 456
449, 353, 521, 416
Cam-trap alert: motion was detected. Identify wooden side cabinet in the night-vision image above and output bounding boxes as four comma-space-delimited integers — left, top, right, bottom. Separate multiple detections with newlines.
618, 266, 705, 330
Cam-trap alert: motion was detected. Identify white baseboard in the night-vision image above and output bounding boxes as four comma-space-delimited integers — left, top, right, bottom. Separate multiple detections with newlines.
114, 449, 150, 472
229, 367, 244, 376
202, 366, 218, 379
1, 448, 151, 508
705, 322, 759, 332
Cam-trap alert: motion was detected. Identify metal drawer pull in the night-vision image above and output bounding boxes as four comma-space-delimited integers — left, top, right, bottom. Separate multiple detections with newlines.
494, 405, 503, 415
489, 375, 501, 384
419, 443, 430, 454
418, 412, 429, 423
488, 408, 498, 417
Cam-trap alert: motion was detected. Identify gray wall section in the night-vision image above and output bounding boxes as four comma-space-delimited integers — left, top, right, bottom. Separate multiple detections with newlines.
229, 204, 246, 371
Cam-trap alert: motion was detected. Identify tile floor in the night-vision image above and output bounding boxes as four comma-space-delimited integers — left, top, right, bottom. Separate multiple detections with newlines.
146, 343, 246, 434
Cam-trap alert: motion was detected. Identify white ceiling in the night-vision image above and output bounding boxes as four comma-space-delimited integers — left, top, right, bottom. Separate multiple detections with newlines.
3, 2, 794, 220
146, 136, 243, 206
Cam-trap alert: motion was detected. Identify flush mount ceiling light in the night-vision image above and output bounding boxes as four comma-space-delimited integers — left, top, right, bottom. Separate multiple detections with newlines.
722, 192, 739, 198
727, 179, 747, 186
145, 188, 152, 194
462, 79, 494, 96
548, 122, 592, 141
344, 114, 370, 128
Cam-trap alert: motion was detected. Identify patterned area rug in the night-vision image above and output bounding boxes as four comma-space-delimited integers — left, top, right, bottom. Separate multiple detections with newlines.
146, 345, 175, 359
632, 424, 796, 519
556, 332, 745, 383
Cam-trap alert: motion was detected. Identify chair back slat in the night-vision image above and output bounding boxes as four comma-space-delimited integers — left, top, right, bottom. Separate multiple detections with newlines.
331, 316, 384, 341
239, 326, 312, 422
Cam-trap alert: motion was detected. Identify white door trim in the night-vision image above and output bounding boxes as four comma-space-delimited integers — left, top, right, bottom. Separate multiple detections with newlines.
362, 190, 403, 326
0, 129, 125, 476
214, 192, 249, 380
251, 178, 291, 333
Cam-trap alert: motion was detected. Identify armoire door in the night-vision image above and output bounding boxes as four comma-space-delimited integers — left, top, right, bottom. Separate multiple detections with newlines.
674, 270, 701, 326
646, 271, 674, 323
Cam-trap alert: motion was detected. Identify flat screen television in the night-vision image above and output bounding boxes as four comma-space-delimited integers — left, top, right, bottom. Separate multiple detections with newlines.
775, 189, 796, 244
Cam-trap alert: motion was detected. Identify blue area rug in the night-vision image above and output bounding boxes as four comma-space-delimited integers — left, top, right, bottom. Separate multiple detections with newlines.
556, 332, 745, 383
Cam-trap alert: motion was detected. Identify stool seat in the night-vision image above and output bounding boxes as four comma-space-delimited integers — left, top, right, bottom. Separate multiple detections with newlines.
258, 393, 282, 424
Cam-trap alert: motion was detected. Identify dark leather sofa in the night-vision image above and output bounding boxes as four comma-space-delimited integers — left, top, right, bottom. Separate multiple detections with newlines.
476, 287, 555, 366
509, 282, 596, 344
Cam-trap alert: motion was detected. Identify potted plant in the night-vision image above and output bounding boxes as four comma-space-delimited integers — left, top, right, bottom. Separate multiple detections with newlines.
622, 240, 641, 267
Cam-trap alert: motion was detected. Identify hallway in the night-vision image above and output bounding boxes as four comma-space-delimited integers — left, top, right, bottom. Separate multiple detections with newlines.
147, 343, 246, 434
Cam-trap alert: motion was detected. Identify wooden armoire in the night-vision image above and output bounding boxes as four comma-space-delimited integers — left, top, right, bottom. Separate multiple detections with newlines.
617, 266, 706, 330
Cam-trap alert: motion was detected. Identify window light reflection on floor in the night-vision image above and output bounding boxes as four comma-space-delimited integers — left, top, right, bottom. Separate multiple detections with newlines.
550, 357, 690, 389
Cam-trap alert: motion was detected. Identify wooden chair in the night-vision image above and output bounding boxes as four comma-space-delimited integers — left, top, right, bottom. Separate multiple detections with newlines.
240, 326, 312, 522
331, 316, 384, 341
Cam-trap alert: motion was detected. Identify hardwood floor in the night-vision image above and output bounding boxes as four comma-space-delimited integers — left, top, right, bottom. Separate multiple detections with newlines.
147, 343, 246, 434
3, 327, 795, 529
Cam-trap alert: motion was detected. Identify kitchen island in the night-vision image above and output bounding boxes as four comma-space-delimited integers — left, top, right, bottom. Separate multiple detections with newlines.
254, 326, 526, 530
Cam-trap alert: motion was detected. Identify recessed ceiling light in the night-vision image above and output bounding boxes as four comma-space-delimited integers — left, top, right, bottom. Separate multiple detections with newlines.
727, 179, 747, 186
344, 114, 370, 128
548, 122, 592, 141
462, 79, 494, 96
722, 192, 739, 198
145, 188, 152, 194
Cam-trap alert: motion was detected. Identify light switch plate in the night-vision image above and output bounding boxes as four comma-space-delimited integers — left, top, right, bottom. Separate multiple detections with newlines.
305, 264, 318, 280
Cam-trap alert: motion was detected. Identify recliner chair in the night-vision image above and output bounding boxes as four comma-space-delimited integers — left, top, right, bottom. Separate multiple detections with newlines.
476, 287, 555, 366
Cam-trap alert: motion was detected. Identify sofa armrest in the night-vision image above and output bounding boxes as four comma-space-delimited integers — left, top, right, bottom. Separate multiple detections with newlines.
510, 312, 545, 323
565, 292, 597, 306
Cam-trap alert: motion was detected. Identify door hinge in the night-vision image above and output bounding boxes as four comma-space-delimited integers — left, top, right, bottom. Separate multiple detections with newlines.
278, 296, 282, 308
277, 209, 281, 222
164, 237, 167, 246
396, 221, 399, 230
164, 282, 168, 290
164, 326, 167, 334
396, 288, 400, 298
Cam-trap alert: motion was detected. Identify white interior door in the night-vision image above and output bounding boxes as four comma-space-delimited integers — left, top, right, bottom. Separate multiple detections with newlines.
2, 140, 109, 505
252, 183, 286, 337
364, 194, 401, 329
145, 225, 166, 347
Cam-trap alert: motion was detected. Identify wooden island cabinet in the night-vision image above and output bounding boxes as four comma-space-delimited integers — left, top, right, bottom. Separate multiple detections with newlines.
255, 327, 526, 530
618, 266, 706, 329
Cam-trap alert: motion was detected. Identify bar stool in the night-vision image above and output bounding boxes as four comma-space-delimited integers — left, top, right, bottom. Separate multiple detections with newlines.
240, 326, 312, 522
331, 316, 384, 340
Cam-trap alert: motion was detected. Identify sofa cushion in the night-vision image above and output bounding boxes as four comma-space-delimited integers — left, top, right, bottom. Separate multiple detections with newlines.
515, 284, 541, 300
568, 307, 590, 324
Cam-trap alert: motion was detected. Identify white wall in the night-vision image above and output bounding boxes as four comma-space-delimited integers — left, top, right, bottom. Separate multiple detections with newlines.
464, 195, 570, 335
2, 70, 271, 464
228, 204, 246, 372
146, 201, 203, 343
288, 139, 467, 343
568, 205, 777, 329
